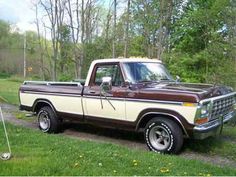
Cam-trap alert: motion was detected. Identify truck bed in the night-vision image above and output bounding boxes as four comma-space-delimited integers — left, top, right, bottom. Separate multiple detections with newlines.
19, 81, 84, 115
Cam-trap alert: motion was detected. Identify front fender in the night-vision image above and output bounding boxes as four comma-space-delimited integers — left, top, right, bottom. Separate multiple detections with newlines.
136, 108, 194, 137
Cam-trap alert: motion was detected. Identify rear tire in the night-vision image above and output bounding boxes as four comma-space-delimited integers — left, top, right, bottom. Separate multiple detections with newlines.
144, 117, 183, 154
37, 106, 60, 133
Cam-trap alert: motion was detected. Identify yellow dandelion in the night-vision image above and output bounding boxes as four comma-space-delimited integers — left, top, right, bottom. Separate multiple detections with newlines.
74, 162, 79, 167
160, 167, 170, 173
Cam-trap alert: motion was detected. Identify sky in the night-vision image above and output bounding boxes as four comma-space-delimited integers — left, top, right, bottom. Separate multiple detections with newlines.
0, 0, 37, 32
0, 0, 124, 34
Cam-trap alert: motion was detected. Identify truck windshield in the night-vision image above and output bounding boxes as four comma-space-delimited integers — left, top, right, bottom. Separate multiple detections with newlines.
123, 62, 173, 83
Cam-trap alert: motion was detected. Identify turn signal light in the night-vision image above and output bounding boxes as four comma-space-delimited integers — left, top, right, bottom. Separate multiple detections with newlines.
183, 102, 197, 107
195, 117, 208, 125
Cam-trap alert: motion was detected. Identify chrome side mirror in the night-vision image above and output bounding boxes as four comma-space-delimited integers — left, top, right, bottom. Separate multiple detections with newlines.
101, 76, 112, 92
176, 75, 180, 83
123, 79, 131, 87
99, 76, 115, 110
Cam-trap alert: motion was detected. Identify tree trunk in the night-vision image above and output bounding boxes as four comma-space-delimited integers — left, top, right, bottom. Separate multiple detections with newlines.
124, 0, 130, 58
112, 0, 117, 58
35, 3, 45, 80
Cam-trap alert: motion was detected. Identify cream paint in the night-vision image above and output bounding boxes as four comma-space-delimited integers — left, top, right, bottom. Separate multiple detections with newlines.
83, 97, 126, 120
125, 101, 197, 124
83, 97, 197, 123
20, 93, 83, 115
20, 92, 197, 124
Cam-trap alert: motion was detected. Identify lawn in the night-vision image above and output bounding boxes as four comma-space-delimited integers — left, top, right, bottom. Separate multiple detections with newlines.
1, 123, 236, 176
0, 79, 22, 105
1, 79, 236, 175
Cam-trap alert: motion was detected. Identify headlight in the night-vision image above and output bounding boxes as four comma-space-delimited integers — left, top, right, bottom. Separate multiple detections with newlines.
195, 102, 212, 125
200, 104, 210, 117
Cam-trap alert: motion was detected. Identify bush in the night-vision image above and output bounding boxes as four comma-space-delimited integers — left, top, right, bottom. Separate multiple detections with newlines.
58, 74, 73, 82
0, 72, 11, 79
7, 76, 30, 83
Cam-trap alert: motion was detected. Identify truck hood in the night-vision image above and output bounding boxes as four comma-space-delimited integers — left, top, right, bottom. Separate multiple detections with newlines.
130, 82, 234, 103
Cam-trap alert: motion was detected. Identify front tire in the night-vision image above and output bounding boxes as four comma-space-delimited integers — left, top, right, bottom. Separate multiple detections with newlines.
37, 106, 60, 133
144, 117, 183, 154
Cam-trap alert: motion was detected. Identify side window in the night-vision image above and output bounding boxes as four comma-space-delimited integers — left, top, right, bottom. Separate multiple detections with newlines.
94, 64, 123, 86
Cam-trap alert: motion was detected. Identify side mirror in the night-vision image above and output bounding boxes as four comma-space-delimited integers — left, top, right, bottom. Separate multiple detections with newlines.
176, 75, 180, 83
123, 79, 131, 87
101, 77, 112, 92
99, 76, 115, 110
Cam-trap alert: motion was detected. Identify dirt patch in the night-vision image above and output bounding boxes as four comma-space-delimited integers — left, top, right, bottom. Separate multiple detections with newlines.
181, 151, 236, 168
0, 103, 37, 129
1, 102, 236, 168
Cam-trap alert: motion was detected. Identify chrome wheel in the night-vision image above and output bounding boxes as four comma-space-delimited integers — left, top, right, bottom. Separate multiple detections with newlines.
38, 111, 50, 132
149, 125, 170, 151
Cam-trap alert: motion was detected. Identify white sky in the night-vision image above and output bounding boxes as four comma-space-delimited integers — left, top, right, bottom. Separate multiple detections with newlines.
0, 0, 125, 34
0, 0, 37, 32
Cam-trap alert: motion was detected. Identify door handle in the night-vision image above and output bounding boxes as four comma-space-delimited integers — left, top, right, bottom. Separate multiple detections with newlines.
88, 91, 96, 94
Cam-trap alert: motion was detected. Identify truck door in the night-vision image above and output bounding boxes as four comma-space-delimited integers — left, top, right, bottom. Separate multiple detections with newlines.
83, 63, 126, 121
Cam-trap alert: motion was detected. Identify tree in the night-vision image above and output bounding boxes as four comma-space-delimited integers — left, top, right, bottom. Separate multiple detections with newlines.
131, 0, 177, 59
124, 0, 131, 58
112, 0, 117, 58
40, 0, 65, 81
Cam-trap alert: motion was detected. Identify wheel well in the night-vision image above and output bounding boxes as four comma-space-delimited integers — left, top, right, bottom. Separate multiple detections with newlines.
137, 113, 187, 136
33, 101, 55, 114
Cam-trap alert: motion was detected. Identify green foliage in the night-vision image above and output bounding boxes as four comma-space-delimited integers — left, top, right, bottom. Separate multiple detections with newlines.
163, 52, 204, 83
7, 76, 27, 83
0, 72, 11, 79
58, 73, 74, 82
166, 0, 236, 87
0, 0, 236, 88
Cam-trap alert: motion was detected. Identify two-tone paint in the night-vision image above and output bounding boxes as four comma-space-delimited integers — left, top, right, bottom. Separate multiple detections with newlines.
19, 58, 236, 139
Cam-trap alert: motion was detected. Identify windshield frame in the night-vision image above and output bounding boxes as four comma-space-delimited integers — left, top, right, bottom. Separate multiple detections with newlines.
121, 62, 174, 84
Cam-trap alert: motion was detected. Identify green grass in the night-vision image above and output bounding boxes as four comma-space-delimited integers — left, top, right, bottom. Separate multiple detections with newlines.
0, 123, 236, 176
183, 124, 236, 160
1, 80, 236, 175
0, 79, 22, 105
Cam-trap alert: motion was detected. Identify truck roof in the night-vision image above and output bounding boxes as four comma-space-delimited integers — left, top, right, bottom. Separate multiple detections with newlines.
91, 58, 162, 64
85, 58, 162, 86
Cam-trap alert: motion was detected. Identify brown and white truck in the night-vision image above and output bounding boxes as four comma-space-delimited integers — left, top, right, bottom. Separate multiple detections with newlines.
19, 58, 236, 153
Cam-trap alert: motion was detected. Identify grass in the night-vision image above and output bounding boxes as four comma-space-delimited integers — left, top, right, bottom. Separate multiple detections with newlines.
183, 124, 236, 160
1, 79, 236, 175
0, 79, 22, 105
1, 123, 236, 176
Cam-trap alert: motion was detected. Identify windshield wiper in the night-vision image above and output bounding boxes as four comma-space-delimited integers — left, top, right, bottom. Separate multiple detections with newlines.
137, 80, 160, 84
159, 79, 175, 82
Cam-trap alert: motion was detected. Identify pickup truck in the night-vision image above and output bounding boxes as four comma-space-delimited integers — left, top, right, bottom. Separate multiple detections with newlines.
19, 58, 236, 154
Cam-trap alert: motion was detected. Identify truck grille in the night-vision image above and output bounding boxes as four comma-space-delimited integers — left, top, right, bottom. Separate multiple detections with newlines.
211, 95, 236, 120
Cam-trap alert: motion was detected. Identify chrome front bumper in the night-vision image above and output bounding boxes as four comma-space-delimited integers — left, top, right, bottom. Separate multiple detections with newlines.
193, 109, 236, 139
